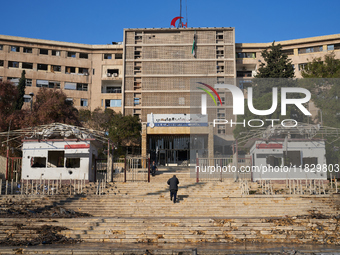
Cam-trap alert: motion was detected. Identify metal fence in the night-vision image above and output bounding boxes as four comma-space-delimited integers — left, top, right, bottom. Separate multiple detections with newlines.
112, 156, 149, 182
0, 178, 87, 196
195, 156, 252, 182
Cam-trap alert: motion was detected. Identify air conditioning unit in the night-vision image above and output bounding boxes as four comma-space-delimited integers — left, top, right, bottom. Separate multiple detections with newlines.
113, 73, 118, 77
107, 73, 112, 77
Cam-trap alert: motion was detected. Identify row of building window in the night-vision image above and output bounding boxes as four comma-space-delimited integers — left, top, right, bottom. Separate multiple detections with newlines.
72, 99, 121, 108
236, 52, 256, 58
104, 53, 122, 59
102, 99, 122, 108
0, 45, 122, 60
3, 77, 88, 91
24, 96, 89, 108
2, 76, 123, 95
235, 44, 340, 59
2, 43, 340, 62
1, 60, 90, 75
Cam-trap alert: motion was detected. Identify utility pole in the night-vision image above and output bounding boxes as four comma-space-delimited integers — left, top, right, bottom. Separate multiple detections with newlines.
5, 120, 11, 180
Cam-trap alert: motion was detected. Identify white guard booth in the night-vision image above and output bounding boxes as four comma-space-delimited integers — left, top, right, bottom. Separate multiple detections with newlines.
22, 139, 98, 181
249, 138, 327, 181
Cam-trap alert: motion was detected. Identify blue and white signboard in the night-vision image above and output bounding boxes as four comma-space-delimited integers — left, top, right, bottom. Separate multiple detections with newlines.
147, 114, 208, 127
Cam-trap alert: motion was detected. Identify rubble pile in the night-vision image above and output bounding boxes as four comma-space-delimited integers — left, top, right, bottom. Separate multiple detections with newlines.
0, 225, 81, 246
0, 198, 91, 218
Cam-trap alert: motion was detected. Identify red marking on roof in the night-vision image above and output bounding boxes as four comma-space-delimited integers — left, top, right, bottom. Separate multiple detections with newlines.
256, 144, 283, 149
64, 144, 90, 149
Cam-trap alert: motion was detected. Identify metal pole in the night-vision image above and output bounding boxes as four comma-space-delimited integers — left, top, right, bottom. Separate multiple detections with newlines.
107, 140, 110, 183
196, 152, 199, 183
5, 120, 11, 181
148, 156, 150, 183
124, 157, 127, 183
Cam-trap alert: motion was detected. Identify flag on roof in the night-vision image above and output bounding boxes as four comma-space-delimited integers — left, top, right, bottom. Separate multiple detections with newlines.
192, 33, 196, 58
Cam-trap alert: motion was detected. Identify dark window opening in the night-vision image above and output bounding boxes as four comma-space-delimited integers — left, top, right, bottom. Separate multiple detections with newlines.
104, 54, 112, 59
78, 67, 89, 75
107, 69, 119, 76
66, 158, 80, 168
10, 46, 20, 52
31, 157, 46, 168
134, 51, 141, 59
67, 51, 76, 58
298, 46, 323, 54
266, 155, 282, 167
115, 53, 122, 59
106, 86, 121, 93
236, 52, 256, 58
303, 157, 318, 168
217, 94, 225, 106
0, 60, 3, 67
282, 49, 294, 55
65, 66, 76, 74
22, 62, 33, 69
284, 151, 301, 166
52, 50, 61, 56
49, 81, 60, 89
65, 98, 73, 105
48, 151, 64, 168
26, 79, 32, 86
23, 47, 32, 53
79, 53, 88, 59
8, 61, 19, 68
51, 65, 61, 72
217, 66, 224, 73
38, 64, 48, 71
40, 49, 48, 55
77, 83, 88, 91
237, 71, 252, 78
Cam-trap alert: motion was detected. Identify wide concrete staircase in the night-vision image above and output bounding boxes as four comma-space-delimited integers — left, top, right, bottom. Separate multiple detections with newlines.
0, 167, 339, 246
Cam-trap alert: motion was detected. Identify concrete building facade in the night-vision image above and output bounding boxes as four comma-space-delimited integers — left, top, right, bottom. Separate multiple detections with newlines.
235, 34, 340, 79
0, 31, 339, 164
123, 27, 236, 163
0, 35, 124, 113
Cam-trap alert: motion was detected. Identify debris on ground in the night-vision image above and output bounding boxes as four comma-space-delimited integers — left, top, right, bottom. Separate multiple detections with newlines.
0, 225, 81, 246
0, 198, 91, 218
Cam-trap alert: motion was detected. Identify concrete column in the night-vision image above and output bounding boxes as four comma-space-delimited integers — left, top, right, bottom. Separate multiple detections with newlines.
142, 123, 147, 158
294, 48, 298, 56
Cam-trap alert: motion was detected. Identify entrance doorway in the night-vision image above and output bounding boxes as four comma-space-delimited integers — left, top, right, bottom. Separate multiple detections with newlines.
148, 135, 190, 166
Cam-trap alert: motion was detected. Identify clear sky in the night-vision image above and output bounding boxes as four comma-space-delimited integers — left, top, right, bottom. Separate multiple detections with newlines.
2, 0, 339, 45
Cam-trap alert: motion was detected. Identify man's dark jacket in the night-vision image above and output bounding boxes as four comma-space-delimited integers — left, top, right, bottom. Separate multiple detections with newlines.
167, 176, 179, 191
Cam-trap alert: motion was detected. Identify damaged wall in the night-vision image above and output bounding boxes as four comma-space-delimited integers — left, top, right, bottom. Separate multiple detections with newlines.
21, 140, 98, 181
